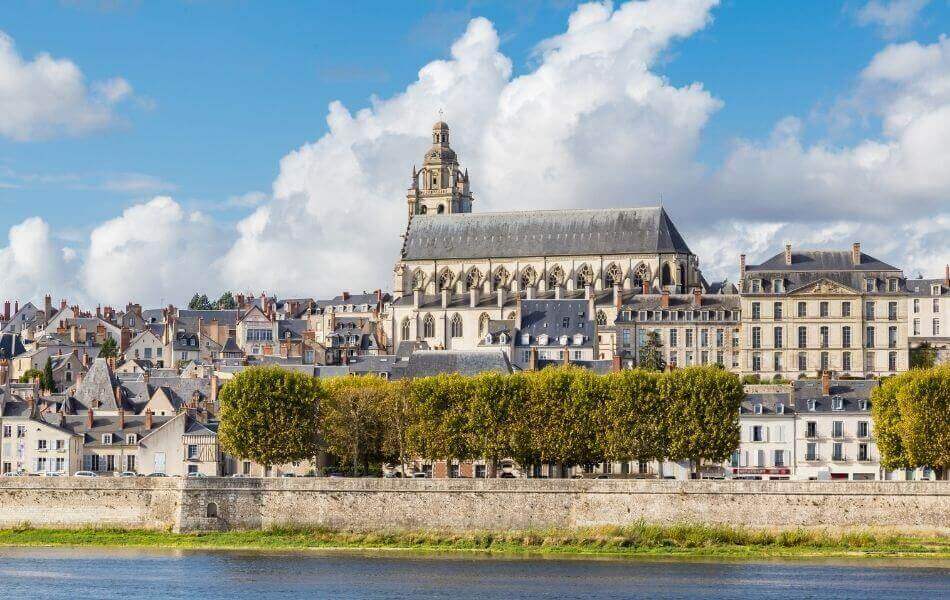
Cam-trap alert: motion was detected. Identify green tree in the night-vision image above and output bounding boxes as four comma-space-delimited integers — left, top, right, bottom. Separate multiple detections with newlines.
41, 356, 56, 392
218, 366, 324, 469
405, 374, 473, 471
321, 376, 388, 475
19, 368, 42, 384
638, 330, 666, 372
663, 366, 743, 476
871, 371, 914, 470
467, 371, 527, 476
896, 366, 950, 478
188, 293, 213, 310
599, 369, 667, 465
99, 336, 118, 359
525, 367, 602, 469
216, 291, 237, 310
380, 379, 413, 474
910, 342, 938, 369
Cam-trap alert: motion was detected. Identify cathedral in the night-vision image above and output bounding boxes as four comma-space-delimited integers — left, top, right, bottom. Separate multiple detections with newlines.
390, 121, 706, 356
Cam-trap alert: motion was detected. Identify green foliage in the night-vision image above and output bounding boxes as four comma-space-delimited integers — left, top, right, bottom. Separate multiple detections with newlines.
406, 374, 474, 463
466, 371, 528, 474
524, 367, 603, 467
871, 372, 913, 470
99, 337, 118, 359
599, 370, 667, 463
637, 330, 666, 372
41, 357, 56, 392
321, 376, 390, 474
663, 367, 743, 471
188, 293, 213, 310
19, 368, 42, 384
740, 374, 760, 384
896, 366, 950, 475
218, 366, 324, 468
216, 291, 237, 310
910, 343, 937, 370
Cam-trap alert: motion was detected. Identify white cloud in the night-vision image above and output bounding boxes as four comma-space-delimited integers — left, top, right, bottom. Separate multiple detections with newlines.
0, 217, 75, 302
0, 30, 133, 141
856, 0, 930, 39
81, 196, 224, 305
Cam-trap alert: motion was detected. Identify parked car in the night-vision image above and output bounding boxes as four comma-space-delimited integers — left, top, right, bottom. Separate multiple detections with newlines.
595, 474, 611, 480
280, 473, 296, 478
118, 471, 138, 478
230, 473, 250, 478
74, 471, 97, 477
145, 472, 168, 477
327, 472, 345, 478
186, 472, 207, 478
383, 471, 403, 478
42, 472, 63, 477
499, 472, 517, 478
411, 471, 429, 478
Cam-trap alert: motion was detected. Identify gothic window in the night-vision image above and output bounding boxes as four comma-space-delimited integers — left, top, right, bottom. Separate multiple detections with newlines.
632, 263, 649, 291
596, 310, 607, 327
661, 263, 673, 286
493, 267, 510, 290
575, 264, 594, 288
678, 264, 686, 286
547, 265, 565, 288
420, 205, 427, 214
520, 266, 537, 289
422, 314, 435, 338
478, 313, 491, 337
605, 263, 623, 287
466, 268, 482, 291
412, 270, 426, 290
450, 314, 463, 338
438, 269, 454, 291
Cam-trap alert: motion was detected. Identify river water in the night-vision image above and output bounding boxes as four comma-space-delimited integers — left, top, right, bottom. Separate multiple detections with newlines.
0, 548, 946, 599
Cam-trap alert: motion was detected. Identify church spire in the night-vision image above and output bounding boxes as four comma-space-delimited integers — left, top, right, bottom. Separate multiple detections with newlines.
406, 120, 474, 218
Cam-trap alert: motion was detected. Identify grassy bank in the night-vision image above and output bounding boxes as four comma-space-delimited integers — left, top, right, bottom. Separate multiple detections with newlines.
0, 524, 948, 559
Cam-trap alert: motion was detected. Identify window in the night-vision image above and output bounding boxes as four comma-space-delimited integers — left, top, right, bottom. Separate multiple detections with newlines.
422, 314, 435, 338
773, 279, 785, 293
751, 327, 761, 349
101, 434, 112, 445
596, 311, 607, 327
401, 318, 411, 341
858, 443, 870, 462
934, 319, 941, 336
55, 439, 65, 450
888, 326, 897, 348
858, 421, 869, 438
842, 326, 851, 348
865, 301, 874, 319
773, 326, 783, 348
188, 444, 199, 459
820, 326, 829, 348
865, 279, 875, 293
888, 351, 897, 372
450, 314, 463, 338
126, 434, 137, 444
246, 328, 273, 342
843, 351, 851, 372
773, 302, 783, 320
913, 298, 920, 314
888, 278, 898, 293
842, 301, 851, 317
475, 464, 486, 478
750, 279, 761, 293
716, 329, 724, 348
685, 330, 693, 347
820, 351, 829, 372
832, 397, 844, 411
55, 457, 66, 472
798, 352, 807, 372
866, 351, 876, 371
936, 298, 941, 313
797, 326, 807, 349
622, 329, 631, 347
773, 450, 785, 467
751, 352, 761, 372
17, 426, 25, 438
2, 426, 10, 438
888, 301, 898, 320
754, 403, 763, 415
806, 421, 817, 438
751, 302, 761, 320
832, 443, 844, 461
106, 455, 115, 472
37, 439, 48, 451
773, 352, 782, 372
776, 403, 785, 414
188, 465, 199, 474
797, 302, 806, 318
865, 326, 875, 348
819, 301, 829, 318
913, 318, 920, 336
756, 449, 766, 468
805, 443, 817, 461
670, 329, 678, 346
751, 426, 764, 442
700, 329, 709, 347
832, 421, 844, 437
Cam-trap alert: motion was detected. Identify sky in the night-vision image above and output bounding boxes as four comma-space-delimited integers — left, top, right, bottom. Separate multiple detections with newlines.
0, 0, 948, 306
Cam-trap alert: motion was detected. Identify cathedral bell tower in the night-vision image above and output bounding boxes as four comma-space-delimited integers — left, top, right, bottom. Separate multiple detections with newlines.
407, 121, 473, 217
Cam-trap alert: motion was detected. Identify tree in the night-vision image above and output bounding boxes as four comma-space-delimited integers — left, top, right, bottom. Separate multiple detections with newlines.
638, 330, 666, 372
897, 367, 950, 478
524, 367, 602, 469
99, 337, 118, 359
910, 342, 938, 369
467, 371, 527, 476
218, 366, 324, 469
188, 293, 213, 310
663, 366, 743, 476
321, 376, 388, 475
406, 374, 473, 471
41, 357, 56, 392
20, 368, 42, 384
216, 291, 237, 310
380, 379, 413, 475
599, 370, 667, 465
871, 371, 914, 471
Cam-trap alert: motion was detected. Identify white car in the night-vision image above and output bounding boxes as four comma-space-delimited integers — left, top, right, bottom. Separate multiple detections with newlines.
118, 471, 137, 478
186, 472, 207, 478
74, 471, 97, 477
412, 471, 429, 478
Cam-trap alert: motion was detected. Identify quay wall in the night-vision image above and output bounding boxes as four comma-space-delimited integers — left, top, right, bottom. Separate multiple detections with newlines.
0, 478, 946, 533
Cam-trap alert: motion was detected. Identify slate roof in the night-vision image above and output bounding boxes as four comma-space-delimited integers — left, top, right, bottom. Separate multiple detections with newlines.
347, 355, 396, 377
0, 333, 25, 360
707, 280, 738, 295
221, 337, 243, 355
71, 358, 118, 411
395, 350, 513, 379
395, 340, 430, 359
177, 309, 241, 326
618, 293, 741, 319
402, 207, 692, 260
518, 300, 593, 347
278, 319, 308, 339
791, 379, 877, 413
741, 392, 794, 415
906, 278, 948, 297
749, 250, 899, 273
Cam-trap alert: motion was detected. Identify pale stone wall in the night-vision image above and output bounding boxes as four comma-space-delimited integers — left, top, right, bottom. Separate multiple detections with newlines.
0, 478, 946, 534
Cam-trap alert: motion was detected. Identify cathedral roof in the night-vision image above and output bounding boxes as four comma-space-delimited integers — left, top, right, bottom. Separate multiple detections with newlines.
402, 207, 691, 260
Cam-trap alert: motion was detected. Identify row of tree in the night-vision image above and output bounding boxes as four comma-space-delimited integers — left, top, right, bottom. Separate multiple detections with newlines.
872, 365, 949, 478
217, 365, 744, 475
188, 291, 238, 310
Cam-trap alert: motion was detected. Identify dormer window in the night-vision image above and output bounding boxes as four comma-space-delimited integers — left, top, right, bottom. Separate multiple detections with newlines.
126, 434, 137, 444
101, 434, 113, 445
887, 278, 898, 293
776, 403, 785, 414
859, 399, 868, 411
498, 333, 508, 344
754, 403, 763, 415
538, 334, 548, 346
572, 334, 584, 346
773, 279, 784, 293
483, 334, 493, 345
558, 335, 569, 346
832, 396, 844, 411
520, 334, 530, 345
807, 399, 816, 411
934, 285, 942, 296
750, 279, 762, 293
865, 278, 875, 292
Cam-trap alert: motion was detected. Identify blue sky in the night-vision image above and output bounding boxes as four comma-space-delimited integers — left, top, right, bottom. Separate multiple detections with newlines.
0, 0, 948, 304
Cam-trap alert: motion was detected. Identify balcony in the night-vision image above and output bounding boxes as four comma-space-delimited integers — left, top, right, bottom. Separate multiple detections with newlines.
831, 454, 847, 462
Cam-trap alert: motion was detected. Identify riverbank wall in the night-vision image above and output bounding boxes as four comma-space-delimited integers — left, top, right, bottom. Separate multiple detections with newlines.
0, 478, 946, 533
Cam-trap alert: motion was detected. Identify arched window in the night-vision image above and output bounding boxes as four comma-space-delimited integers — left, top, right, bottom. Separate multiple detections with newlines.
661, 263, 673, 286
575, 264, 594, 288
547, 265, 564, 288
493, 267, 510, 290
206, 502, 218, 518
450, 314, 463, 338
520, 266, 536, 289
632, 263, 649, 290
401, 318, 411, 341
437, 204, 445, 214
478, 313, 491, 337
420, 205, 428, 214
412, 270, 426, 290
678, 264, 687, 287
466, 268, 482, 291
596, 310, 607, 327
438, 269, 454, 291
605, 263, 623, 287
422, 314, 435, 338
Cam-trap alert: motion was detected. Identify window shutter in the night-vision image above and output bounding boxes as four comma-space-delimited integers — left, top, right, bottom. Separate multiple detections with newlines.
765, 427, 770, 442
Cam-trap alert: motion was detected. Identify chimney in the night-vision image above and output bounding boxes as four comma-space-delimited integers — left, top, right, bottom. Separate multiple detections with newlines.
342, 291, 350, 301
642, 279, 650, 295
114, 382, 122, 408
143, 370, 149, 384
0, 358, 8, 385
784, 243, 792, 266
145, 409, 153, 430
514, 295, 522, 329
60, 298, 67, 310
562, 345, 570, 366
469, 287, 479, 308
210, 374, 219, 404
526, 284, 535, 300
852, 242, 861, 266
661, 290, 670, 309
588, 295, 596, 326
118, 408, 125, 429
612, 354, 622, 373
528, 346, 538, 371
44, 294, 53, 320
86, 407, 94, 429
693, 288, 702, 307
497, 288, 505, 308
3, 301, 9, 321
739, 254, 746, 283
96, 305, 102, 319
944, 264, 949, 287
14, 300, 18, 314
26, 398, 35, 419
821, 370, 831, 396
120, 326, 131, 352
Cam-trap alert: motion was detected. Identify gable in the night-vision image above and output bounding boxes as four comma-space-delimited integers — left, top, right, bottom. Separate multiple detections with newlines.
240, 306, 271, 324
145, 387, 177, 416
787, 277, 859, 296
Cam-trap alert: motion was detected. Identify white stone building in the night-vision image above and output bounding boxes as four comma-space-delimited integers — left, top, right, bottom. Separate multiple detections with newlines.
907, 268, 949, 365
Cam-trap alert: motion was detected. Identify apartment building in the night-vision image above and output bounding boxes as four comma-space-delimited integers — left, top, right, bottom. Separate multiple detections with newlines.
907, 268, 949, 365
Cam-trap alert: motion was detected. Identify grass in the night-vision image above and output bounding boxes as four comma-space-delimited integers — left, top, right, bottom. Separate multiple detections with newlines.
0, 523, 947, 559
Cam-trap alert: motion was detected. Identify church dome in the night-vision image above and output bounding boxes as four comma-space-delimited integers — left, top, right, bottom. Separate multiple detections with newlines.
424, 146, 457, 165
433, 121, 449, 131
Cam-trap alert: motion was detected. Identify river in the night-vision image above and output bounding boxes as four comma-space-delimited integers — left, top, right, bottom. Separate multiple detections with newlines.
0, 548, 946, 599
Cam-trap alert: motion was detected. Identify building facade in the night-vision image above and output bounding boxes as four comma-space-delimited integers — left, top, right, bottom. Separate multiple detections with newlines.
907, 269, 949, 365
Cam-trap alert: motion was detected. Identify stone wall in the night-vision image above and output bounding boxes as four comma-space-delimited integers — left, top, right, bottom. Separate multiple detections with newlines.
0, 478, 946, 533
